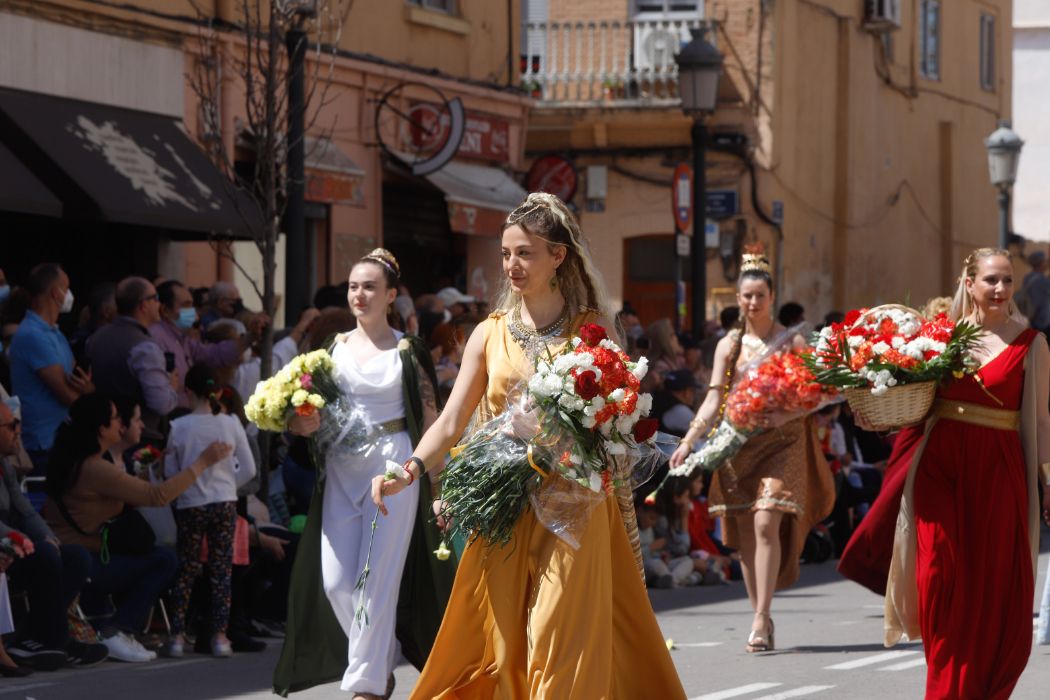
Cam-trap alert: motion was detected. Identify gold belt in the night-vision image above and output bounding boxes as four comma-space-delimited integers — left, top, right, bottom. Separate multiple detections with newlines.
932, 399, 1019, 431
373, 417, 408, 437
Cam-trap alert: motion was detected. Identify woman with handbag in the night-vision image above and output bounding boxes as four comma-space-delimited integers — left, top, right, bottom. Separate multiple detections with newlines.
44, 393, 231, 663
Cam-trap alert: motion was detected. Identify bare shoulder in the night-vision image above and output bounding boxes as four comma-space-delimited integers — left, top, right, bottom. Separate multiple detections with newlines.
715, 330, 740, 356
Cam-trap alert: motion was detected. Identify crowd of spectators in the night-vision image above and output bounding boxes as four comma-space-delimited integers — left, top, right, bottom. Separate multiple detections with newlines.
0, 261, 903, 673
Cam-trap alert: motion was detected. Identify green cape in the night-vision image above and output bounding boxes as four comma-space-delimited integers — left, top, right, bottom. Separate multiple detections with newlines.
273, 335, 458, 695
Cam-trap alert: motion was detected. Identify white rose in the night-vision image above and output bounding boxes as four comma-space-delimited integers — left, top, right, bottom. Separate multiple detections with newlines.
609, 388, 626, 403
631, 356, 649, 380
581, 416, 597, 429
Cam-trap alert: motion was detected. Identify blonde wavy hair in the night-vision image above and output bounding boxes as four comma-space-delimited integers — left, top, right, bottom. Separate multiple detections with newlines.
949, 247, 1024, 322
495, 192, 612, 323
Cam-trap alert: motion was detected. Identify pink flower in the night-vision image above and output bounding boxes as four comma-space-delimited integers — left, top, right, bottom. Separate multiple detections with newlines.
300, 373, 313, 390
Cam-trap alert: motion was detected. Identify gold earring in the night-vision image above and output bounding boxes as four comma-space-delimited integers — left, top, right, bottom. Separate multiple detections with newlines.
550, 275, 558, 290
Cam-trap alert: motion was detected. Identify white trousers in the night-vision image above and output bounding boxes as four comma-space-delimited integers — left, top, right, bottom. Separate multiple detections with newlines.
320, 435, 419, 694
1037, 555, 1050, 645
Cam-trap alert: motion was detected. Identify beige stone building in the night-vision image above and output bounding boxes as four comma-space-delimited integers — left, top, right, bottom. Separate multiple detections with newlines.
522, 0, 1013, 326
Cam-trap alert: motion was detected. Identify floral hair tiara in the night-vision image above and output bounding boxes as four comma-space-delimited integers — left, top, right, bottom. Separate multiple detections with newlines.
362, 248, 400, 277
505, 192, 578, 246
740, 243, 772, 275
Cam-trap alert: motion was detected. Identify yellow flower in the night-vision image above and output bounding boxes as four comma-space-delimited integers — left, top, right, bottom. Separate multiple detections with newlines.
397, 338, 411, 351
665, 638, 675, 651
307, 393, 325, 409
291, 389, 309, 407
434, 540, 452, 561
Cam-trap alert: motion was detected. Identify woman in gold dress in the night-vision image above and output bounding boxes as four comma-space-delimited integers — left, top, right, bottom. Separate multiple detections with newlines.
669, 250, 834, 652
373, 193, 685, 699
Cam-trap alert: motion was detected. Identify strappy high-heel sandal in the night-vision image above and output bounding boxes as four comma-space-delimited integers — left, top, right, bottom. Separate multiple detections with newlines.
745, 612, 775, 653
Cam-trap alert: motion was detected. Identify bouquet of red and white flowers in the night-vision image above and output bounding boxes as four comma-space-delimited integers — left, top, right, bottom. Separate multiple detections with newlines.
806, 306, 980, 395
672, 330, 839, 476
440, 323, 664, 548
131, 445, 164, 480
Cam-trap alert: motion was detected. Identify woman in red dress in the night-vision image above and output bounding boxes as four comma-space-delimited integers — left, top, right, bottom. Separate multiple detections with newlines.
884, 248, 1050, 699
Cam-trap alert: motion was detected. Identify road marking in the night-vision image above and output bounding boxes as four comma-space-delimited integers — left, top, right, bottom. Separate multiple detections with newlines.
879, 657, 927, 671
677, 642, 724, 647
691, 682, 782, 700
750, 686, 836, 700
0, 682, 55, 695
133, 658, 210, 671
824, 650, 921, 670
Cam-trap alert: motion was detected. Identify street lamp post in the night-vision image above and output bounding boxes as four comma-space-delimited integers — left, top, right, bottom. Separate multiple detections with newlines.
676, 26, 723, 340
985, 121, 1024, 251
284, 1, 317, 321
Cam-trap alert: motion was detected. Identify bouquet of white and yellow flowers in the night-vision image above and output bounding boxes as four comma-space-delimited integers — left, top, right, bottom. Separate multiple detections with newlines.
245, 349, 334, 432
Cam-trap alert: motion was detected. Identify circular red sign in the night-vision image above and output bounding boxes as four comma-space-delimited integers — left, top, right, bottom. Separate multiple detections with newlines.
526, 155, 578, 202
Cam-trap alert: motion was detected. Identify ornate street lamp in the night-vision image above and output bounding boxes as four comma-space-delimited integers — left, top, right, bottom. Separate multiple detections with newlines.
985, 121, 1024, 251
676, 26, 723, 339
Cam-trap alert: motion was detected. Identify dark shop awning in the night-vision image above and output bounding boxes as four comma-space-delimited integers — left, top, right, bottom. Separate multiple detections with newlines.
0, 86, 256, 237
0, 140, 62, 217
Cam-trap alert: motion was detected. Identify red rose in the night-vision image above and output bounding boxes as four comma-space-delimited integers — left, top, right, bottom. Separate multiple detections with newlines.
574, 370, 601, 401
632, 418, 659, 443
578, 323, 608, 347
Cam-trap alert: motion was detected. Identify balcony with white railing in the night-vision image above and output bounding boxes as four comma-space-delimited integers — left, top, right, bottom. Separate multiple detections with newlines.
520, 17, 706, 107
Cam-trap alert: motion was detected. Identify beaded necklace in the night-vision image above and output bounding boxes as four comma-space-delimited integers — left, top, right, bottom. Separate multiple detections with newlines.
508, 301, 570, 354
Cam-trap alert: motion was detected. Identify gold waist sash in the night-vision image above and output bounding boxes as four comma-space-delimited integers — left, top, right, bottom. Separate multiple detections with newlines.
931, 399, 1019, 431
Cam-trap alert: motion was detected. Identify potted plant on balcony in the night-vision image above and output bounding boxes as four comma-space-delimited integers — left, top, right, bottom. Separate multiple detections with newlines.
602, 78, 624, 101
520, 79, 543, 99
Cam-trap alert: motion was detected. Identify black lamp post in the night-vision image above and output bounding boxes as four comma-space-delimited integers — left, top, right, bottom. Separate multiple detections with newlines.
985, 121, 1024, 251
676, 26, 723, 340
284, 0, 317, 321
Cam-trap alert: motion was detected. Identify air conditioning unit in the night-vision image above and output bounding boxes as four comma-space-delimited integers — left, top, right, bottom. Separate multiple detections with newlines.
864, 0, 901, 32
632, 22, 694, 73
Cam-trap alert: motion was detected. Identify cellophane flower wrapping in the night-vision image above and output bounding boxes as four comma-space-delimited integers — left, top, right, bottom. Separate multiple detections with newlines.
440, 323, 665, 549
245, 349, 377, 461
673, 326, 839, 477
805, 308, 982, 395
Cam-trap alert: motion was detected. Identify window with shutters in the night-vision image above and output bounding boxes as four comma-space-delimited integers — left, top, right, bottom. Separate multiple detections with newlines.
980, 14, 996, 92
920, 0, 941, 81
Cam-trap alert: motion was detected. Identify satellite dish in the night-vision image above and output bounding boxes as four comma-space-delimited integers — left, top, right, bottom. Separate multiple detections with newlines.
374, 82, 466, 176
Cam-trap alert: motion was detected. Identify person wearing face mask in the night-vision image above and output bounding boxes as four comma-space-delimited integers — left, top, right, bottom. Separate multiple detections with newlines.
9, 263, 94, 475
150, 280, 245, 408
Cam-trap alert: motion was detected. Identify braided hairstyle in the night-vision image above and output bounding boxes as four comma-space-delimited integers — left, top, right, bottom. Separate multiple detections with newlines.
497, 192, 612, 323
717, 250, 775, 420
949, 247, 1020, 322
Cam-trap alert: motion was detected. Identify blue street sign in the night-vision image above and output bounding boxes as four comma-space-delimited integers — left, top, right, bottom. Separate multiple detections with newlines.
706, 190, 738, 220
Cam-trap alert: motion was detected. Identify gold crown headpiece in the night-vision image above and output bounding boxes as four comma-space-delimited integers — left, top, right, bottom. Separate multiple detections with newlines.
740, 244, 771, 275
362, 248, 400, 278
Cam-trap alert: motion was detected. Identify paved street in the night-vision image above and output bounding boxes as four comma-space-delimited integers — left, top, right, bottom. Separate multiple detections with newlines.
3, 549, 1047, 700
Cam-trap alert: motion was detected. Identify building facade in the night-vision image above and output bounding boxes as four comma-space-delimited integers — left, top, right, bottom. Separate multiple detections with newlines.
1014, 0, 1050, 245
0, 0, 529, 323
522, 0, 1013, 326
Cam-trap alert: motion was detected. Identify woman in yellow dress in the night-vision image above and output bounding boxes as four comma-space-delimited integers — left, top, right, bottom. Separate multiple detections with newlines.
668, 250, 834, 653
372, 192, 685, 699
